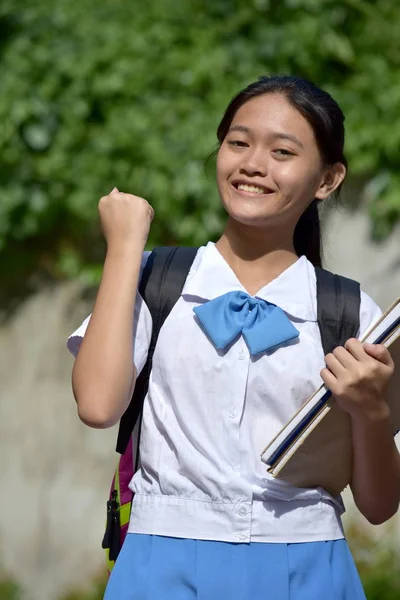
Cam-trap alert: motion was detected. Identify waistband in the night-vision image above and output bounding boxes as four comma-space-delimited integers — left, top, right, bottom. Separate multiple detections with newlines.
128, 493, 345, 543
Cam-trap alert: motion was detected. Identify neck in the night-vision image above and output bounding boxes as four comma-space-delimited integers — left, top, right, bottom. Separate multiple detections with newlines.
215, 219, 300, 293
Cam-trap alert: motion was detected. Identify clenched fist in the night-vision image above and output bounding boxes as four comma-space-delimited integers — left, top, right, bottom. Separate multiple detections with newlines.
98, 187, 154, 250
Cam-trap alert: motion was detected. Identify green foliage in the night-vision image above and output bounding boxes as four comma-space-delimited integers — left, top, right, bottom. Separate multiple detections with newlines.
1, 0, 399, 304
0, 578, 22, 600
348, 523, 400, 599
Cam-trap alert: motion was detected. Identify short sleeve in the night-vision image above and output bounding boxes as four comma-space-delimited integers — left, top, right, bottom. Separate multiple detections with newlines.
357, 290, 383, 339
67, 251, 153, 376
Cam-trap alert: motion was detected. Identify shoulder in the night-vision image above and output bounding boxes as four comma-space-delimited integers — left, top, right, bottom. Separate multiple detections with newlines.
67, 251, 153, 357
308, 262, 382, 337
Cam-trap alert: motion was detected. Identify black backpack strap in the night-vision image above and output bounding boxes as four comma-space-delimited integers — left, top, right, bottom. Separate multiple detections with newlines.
116, 246, 198, 455
315, 267, 361, 356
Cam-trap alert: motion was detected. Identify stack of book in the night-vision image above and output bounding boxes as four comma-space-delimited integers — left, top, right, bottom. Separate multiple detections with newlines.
261, 298, 400, 496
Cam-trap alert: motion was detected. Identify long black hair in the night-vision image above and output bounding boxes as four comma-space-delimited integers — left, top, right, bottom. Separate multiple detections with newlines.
216, 76, 347, 267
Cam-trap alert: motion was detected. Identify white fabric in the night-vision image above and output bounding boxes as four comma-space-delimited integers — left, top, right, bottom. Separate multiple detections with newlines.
67, 242, 382, 543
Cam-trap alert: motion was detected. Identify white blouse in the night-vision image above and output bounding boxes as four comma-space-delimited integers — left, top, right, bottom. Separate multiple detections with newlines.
68, 242, 382, 543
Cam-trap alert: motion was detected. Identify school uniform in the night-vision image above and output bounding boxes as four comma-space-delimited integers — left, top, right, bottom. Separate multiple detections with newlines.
68, 242, 382, 599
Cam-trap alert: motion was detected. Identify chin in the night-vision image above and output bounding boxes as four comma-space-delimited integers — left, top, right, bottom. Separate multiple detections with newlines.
223, 198, 277, 223
221, 191, 295, 230
227, 211, 274, 229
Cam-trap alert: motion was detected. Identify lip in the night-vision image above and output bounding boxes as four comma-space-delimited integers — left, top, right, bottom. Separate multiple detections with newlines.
230, 179, 275, 196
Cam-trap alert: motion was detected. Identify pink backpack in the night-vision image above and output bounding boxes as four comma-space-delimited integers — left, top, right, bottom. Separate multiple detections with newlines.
102, 423, 140, 572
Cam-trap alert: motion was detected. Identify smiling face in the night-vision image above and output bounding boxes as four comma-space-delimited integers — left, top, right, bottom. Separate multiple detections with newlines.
216, 93, 343, 235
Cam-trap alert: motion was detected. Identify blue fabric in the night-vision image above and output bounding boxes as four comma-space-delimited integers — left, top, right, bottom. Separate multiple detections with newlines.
193, 291, 299, 355
104, 534, 366, 600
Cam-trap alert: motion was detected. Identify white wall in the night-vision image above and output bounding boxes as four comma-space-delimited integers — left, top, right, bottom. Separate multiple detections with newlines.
0, 283, 117, 599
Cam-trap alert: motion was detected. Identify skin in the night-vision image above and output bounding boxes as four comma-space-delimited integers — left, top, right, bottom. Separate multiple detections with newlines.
215, 93, 400, 525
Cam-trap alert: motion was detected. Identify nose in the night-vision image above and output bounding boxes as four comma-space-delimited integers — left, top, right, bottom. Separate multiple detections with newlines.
240, 147, 268, 177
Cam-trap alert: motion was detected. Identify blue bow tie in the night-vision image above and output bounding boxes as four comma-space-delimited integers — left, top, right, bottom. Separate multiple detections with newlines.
193, 291, 299, 355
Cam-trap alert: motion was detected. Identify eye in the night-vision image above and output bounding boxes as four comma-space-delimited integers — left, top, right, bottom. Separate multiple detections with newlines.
227, 140, 248, 148
273, 148, 295, 157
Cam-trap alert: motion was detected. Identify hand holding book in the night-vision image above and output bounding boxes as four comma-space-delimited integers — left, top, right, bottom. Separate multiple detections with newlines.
320, 337, 395, 423
261, 297, 400, 496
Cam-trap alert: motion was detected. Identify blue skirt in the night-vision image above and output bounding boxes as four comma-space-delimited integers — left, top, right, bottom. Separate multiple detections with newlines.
104, 534, 366, 600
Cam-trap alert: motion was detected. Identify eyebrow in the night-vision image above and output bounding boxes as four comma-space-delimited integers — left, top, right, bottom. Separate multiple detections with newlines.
228, 125, 304, 149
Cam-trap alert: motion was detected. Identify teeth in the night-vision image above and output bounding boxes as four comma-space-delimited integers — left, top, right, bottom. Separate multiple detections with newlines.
237, 184, 266, 194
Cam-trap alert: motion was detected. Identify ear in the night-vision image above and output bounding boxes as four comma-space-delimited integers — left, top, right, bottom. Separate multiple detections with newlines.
315, 162, 346, 200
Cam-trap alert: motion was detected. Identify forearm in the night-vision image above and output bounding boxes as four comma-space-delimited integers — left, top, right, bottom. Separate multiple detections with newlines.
350, 406, 400, 524
72, 241, 144, 428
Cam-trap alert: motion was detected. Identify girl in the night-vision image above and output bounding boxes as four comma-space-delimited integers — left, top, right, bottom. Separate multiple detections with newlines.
68, 76, 399, 599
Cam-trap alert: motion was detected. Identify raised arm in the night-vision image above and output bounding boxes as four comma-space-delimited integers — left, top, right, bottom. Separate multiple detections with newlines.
71, 188, 154, 429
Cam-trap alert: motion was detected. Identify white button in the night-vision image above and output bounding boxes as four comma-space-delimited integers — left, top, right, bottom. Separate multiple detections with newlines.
236, 532, 247, 541
229, 409, 238, 419
238, 350, 246, 360
238, 506, 248, 517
